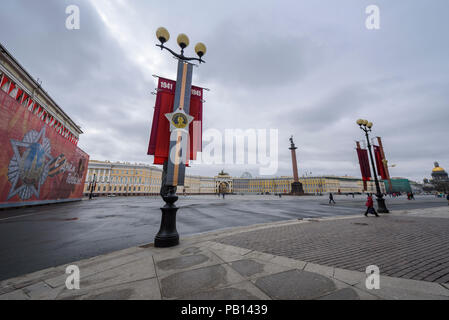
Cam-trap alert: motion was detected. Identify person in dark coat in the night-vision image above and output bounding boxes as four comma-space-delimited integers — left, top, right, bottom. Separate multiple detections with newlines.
446, 193, 449, 205
329, 193, 336, 205
365, 194, 379, 217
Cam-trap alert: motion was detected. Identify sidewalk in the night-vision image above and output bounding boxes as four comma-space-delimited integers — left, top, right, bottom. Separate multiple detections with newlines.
1, 208, 449, 300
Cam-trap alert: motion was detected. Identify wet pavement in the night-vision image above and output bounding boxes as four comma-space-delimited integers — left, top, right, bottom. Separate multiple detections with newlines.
0, 194, 446, 281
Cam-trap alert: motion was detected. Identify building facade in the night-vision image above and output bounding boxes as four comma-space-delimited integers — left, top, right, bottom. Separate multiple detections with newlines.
232, 176, 385, 195
85, 160, 387, 197
84, 160, 215, 196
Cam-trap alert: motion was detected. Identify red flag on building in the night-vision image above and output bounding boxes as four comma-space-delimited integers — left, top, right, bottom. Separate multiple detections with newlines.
0, 74, 9, 90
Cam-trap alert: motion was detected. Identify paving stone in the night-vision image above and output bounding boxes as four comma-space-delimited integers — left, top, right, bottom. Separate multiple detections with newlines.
376, 275, 449, 296
0, 283, 16, 295
44, 252, 147, 288
230, 259, 265, 277
179, 281, 271, 300
156, 254, 209, 271
211, 248, 246, 263
245, 251, 278, 262
304, 263, 334, 278
269, 256, 307, 270
230, 258, 293, 280
355, 285, 449, 300
333, 268, 366, 286
317, 287, 360, 300
61, 278, 161, 300
57, 256, 156, 299
22, 281, 64, 300
254, 270, 337, 300
0, 289, 30, 300
1, 266, 63, 290
209, 242, 253, 256
154, 250, 222, 277
160, 264, 244, 299
180, 247, 202, 255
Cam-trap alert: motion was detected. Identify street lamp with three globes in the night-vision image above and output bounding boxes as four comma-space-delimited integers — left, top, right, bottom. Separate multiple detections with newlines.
356, 119, 389, 213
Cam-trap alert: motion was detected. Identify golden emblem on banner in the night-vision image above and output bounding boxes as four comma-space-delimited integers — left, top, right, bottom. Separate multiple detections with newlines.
171, 112, 188, 129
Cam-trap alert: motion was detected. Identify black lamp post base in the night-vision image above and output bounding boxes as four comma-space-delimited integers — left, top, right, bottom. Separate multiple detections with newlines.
376, 196, 389, 214
155, 232, 179, 248
154, 187, 180, 248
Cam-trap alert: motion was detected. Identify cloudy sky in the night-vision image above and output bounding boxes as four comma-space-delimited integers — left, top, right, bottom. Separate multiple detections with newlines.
1, 0, 448, 182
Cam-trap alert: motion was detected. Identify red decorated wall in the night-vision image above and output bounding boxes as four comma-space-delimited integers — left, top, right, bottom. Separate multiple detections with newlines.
0, 89, 89, 208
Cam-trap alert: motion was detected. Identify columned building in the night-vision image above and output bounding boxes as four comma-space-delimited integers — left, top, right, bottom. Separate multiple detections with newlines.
84, 160, 216, 196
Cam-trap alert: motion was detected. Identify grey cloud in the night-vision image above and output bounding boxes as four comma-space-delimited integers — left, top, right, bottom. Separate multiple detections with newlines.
1, 0, 448, 182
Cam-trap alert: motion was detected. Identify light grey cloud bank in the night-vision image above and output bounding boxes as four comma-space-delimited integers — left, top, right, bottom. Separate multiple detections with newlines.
1, 0, 448, 182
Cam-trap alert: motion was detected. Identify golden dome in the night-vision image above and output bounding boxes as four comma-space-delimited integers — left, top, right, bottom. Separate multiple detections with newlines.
433, 166, 445, 172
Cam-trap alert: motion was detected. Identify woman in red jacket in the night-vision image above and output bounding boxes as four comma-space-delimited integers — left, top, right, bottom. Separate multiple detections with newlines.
365, 194, 379, 217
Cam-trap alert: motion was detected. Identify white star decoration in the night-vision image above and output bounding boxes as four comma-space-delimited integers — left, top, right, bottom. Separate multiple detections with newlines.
165, 109, 194, 133
7, 127, 53, 200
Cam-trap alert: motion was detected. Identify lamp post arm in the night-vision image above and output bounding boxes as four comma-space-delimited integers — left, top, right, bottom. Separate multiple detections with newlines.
156, 44, 206, 64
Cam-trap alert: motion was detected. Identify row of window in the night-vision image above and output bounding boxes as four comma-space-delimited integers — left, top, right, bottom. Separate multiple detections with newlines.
87, 176, 161, 185
88, 169, 148, 176
86, 185, 216, 193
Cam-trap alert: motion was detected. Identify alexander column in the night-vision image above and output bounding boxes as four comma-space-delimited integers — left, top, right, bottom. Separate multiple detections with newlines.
289, 136, 304, 195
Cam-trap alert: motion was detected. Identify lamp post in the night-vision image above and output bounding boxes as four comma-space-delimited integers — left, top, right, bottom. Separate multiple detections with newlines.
154, 27, 207, 248
89, 173, 96, 200
356, 119, 389, 213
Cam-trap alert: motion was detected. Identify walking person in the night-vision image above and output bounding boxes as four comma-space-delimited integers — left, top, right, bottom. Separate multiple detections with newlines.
329, 192, 336, 205
365, 194, 379, 217
446, 193, 449, 206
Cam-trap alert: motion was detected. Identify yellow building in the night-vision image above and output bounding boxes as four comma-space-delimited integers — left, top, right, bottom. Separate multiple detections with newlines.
84, 160, 163, 196
84, 161, 386, 197
84, 160, 216, 196
232, 176, 385, 195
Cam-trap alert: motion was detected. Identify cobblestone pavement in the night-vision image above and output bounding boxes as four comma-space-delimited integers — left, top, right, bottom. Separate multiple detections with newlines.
216, 214, 449, 284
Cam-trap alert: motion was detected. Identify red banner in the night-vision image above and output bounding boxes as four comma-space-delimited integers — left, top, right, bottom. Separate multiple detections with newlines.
0, 89, 89, 208
356, 147, 371, 181
148, 77, 203, 165
374, 145, 388, 180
